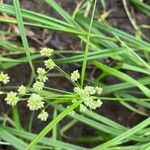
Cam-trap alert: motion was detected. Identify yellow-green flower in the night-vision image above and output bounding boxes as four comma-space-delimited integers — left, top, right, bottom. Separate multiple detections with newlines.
33, 81, 44, 91
71, 70, 80, 82
37, 68, 48, 82
84, 86, 96, 95
74, 85, 103, 110
38, 110, 49, 121
44, 59, 55, 70
0, 72, 10, 84
40, 47, 53, 57
95, 86, 103, 95
80, 104, 87, 112
27, 93, 44, 110
5, 91, 19, 106
18, 85, 27, 95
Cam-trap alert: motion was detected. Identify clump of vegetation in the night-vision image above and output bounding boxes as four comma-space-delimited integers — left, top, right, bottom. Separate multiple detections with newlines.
0, 0, 150, 150
1, 47, 103, 122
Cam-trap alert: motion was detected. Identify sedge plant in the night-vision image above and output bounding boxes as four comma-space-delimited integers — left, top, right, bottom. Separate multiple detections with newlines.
0, 0, 150, 150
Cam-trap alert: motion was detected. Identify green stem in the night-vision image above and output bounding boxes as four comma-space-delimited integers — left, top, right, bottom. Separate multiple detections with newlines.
81, 0, 97, 87
12, 106, 22, 130
25, 99, 83, 149
13, 0, 36, 78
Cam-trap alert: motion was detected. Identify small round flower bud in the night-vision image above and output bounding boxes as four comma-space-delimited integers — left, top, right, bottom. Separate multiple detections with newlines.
73, 87, 81, 93
95, 86, 103, 95
96, 99, 103, 107
18, 85, 26, 95
38, 110, 49, 121
37, 68, 48, 82
0, 72, 10, 84
40, 47, 53, 57
84, 86, 96, 95
33, 81, 44, 91
27, 93, 44, 110
44, 59, 55, 70
74, 85, 103, 110
74, 87, 89, 99
80, 104, 87, 112
71, 70, 80, 82
37, 67, 46, 75
5, 91, 19, 106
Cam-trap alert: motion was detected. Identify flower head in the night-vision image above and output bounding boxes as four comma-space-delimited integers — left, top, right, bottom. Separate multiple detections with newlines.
74, 87, 89, 99
71, 70, 80, 82
38, 110, 49, 121
84, 86, 96, 95
84, 97, 103, 110
37, 68, 48, 82
40, 47, 53, 57
73, 85, 103, 110
33, 81, 44, 91
0, 72, 10, 84
5, 91, 19, 106
18, 85, 27, 95
44, 59, 55, 70
37, 67, 46, 75
80, 104, 87, 112
27, 93, 44, 110
95, 86, 103, 95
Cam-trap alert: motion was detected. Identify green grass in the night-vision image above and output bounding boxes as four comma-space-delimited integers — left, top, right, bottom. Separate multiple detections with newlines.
0, 0, 150, 150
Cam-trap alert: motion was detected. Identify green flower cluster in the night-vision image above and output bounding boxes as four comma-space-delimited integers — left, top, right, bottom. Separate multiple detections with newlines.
74, 86, 103, 111
0, 72, 10, 84
40, 47, 53, 57
37, 68, 48, 82
5, 91, 19, 106
3, 47, 56, 121
40, 47, 55, 70
18, 85, 27, 95
28, 47, 55, 121
0, 72, 10, 95
44, 58, 55, 70
32, 48, 56, 91
27, 93, 44, 110
70, 70, 103, 112
71, 70, 80, 82
5, 85, 26, 107
3, 48, 103, 121
38, 110, 49, 121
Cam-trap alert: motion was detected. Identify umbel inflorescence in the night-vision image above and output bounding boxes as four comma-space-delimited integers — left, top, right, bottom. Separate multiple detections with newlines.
71, 70, 103, 112
1, 48, 103, 121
